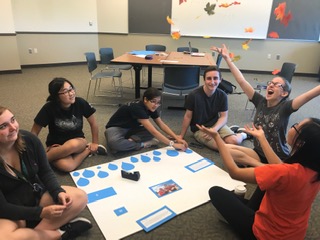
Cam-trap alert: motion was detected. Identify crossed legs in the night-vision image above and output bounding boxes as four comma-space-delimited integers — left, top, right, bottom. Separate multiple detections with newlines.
0, 186, 88, 240
46, 138, 90, 172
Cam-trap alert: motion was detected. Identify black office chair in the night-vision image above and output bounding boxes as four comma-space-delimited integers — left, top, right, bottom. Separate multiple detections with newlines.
177, 47, 199, 53
161, 66, 200, 112
145, 44, 166, 52
85, 52, 123, 104
143, 44, 167, 82
99, 47, 134, 88
278, 62, 297, 83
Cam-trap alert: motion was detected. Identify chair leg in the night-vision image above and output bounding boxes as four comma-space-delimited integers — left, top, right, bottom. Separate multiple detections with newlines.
86, 80, 93, 101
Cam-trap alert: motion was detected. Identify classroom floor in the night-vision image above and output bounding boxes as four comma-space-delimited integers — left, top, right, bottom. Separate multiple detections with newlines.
0, 64, 319, 240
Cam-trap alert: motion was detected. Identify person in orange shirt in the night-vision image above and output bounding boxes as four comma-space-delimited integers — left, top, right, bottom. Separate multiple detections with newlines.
197, 117, 320, 240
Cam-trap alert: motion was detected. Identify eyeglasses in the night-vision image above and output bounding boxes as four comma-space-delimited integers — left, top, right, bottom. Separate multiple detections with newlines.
149, 99, 161, 106
291, 123, 300, 134
267, 81, 283, 89
58, 87, 75, 95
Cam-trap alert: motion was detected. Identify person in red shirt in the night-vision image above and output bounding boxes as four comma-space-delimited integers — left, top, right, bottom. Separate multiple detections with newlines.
197, 117, 320, 240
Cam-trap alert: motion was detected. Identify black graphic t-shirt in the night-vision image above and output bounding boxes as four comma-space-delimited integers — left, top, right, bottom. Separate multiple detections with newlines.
251, 92, 295, 159
34, 97, 96, 146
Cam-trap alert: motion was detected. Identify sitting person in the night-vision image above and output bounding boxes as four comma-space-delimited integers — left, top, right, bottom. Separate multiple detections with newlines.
212, 44, 320, 167
180, 66, 250, 151
105, 87, 188, 153
0, 106, 92, 240
197, 117, 320, 240
31, 77, 107, 172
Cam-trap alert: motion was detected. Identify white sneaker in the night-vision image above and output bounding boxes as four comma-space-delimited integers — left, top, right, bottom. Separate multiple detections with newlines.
143, 138, 159, 148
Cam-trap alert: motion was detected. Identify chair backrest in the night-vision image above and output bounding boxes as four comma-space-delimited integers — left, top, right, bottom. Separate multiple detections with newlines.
177, 47, 199, 53
279, 62, 297, 83
216, 54, 223, 68
99, 48, 114, 65
85, 52, 98, 73
145, 44, 166, 51
163, 66, 200, 91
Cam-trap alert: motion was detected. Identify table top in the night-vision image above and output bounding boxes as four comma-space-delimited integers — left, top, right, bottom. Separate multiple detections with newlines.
112, 51, 215, 67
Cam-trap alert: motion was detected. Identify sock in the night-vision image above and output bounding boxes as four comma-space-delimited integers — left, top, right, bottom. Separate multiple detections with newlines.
240, 132, 247, 140
58, 229, 65, 236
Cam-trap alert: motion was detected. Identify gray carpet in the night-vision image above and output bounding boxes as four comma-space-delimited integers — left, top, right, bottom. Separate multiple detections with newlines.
1, 65, 319, 240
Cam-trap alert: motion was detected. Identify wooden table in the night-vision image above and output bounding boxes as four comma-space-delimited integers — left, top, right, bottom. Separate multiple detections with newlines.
112, 52, 215, 98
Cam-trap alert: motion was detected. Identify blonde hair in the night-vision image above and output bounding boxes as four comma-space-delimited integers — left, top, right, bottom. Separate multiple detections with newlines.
0, 106, 25, 154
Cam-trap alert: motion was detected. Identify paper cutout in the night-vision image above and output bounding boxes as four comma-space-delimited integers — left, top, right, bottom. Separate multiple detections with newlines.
179, 0, 187, 5
136, 206, 176, 232
171, 31, 181, 40
203, 36, 212, 38
219, 1, 241, 8
272, 69, 281, 75
185, 158, 214, 173
166, 16, 174, 25
87, 187, 117, 204
268, 31, 279, 38
244, 27, 254, 33
204, 2, 216, 15
274, 2, 292, 26
242, 39, 252, 50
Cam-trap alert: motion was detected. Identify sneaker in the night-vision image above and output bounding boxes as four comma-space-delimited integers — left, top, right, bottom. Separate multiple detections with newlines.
237, 128, 253, 140
61, 217, 92, 240
143, 138, 160, 148
229, 125, 240, 133
96, 144, 108, 155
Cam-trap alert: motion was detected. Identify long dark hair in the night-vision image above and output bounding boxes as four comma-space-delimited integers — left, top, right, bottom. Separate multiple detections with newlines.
284, 118, 320, 181
46, 77, 74, 103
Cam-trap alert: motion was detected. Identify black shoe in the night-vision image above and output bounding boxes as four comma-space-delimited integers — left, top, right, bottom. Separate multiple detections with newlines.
96, 144, 108, 155
61, 217, 92, 240
229, 125, 240, 133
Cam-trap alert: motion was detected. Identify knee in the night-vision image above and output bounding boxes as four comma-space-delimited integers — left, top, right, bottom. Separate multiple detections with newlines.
66, 187, 88, 209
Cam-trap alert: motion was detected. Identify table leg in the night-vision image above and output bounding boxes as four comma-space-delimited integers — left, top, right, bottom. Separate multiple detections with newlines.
148, 66, 153, 87
133, 64, 142, 99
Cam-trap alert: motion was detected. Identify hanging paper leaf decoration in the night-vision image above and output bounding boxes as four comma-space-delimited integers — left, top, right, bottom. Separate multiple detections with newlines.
204, 2, 216, 15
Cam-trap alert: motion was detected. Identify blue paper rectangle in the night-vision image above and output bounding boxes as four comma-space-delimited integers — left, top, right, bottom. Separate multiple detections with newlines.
136, 206, 176, 232
87, 187, 117, 204
185, 158, 214, 173
114, 206, 128, 216
129, 50, 156, 55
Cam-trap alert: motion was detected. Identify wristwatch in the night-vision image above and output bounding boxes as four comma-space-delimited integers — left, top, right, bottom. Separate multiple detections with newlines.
169, 140, 174, 147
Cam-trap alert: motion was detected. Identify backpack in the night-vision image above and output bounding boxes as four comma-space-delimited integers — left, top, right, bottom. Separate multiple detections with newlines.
218, 79, 237, 94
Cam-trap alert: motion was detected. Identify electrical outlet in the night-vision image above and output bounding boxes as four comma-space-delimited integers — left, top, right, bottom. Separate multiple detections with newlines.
212, 51, 215, 57
89, 21, 93, 26
34, 48, 38, 53
267, 54, 271, 60
28, 48, 33, 54
276, 54, 281, 60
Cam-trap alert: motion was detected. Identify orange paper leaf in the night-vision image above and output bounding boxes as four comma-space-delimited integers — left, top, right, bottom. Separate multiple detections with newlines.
166, 16, 174, 25
171, 31, 181, 40
281, 11, 292, 26
268, 31, 279, 38
272, 69, 281, 75
244, 27, 254, 33
274, 2, 286, 20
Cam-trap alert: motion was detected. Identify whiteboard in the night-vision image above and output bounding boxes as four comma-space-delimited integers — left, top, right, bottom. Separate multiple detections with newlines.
171, 0, 273, 39
97, 0, 128, 33
12, 0, 98, 32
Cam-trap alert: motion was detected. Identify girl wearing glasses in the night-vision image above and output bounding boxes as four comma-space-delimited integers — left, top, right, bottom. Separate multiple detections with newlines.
105, 87, 188, 153
212, 44, 320, 168
197, 117, 320, 240
31, 77, 107, 172
0, 106, 92, 239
